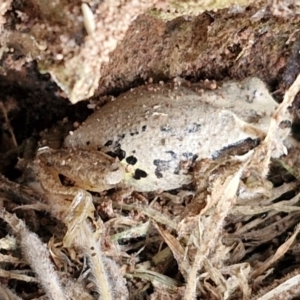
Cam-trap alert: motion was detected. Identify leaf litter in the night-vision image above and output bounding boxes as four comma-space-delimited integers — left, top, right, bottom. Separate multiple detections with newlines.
0, 74, 299, 299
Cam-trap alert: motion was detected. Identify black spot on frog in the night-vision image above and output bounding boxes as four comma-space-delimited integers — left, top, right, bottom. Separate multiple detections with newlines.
184, 122, 201, 133
153, 159, 171, 178
133, 169, 148, 180
126, 155, 138, 165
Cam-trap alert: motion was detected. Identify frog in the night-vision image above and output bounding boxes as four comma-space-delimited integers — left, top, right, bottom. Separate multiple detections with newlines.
36, 77, 291, 196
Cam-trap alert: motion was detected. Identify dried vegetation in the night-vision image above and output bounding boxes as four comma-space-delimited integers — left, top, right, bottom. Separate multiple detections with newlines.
2, 0, 300, 299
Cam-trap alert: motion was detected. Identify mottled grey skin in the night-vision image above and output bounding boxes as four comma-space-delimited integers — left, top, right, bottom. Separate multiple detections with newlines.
64, 78, 288, 192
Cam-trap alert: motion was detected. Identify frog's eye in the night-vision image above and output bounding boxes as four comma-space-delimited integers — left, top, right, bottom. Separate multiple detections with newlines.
103, 140, 113, 147
106, 149, 126, 161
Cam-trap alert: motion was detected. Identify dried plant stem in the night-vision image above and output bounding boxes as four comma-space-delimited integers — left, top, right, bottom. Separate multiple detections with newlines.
63, 190, 128, 300
252, 71, 300, 176
0, 269, 37, 283
255, 273, 300, 300
0, 209, 67, 300
183, 162, 245, 300
79, 222, 114, 300
252, 223, 300, 279
0, 284, 22, 300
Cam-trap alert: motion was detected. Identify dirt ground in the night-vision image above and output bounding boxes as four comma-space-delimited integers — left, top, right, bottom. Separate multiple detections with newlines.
2, 1, 300, 299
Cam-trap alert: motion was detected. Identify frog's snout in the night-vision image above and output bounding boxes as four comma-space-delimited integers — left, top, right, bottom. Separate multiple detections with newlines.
105, 163, 126, 185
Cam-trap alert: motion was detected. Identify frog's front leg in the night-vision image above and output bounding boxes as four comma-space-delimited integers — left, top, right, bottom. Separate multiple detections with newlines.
36, 148, 126, 196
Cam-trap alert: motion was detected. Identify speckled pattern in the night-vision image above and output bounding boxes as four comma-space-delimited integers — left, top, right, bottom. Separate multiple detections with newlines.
65, 78, 288, 192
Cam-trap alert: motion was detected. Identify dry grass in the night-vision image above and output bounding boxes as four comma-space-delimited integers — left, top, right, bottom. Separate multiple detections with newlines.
0, 75, 299, 298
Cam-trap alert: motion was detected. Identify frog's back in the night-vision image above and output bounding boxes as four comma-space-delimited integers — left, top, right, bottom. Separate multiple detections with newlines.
65, 78, 279, 191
